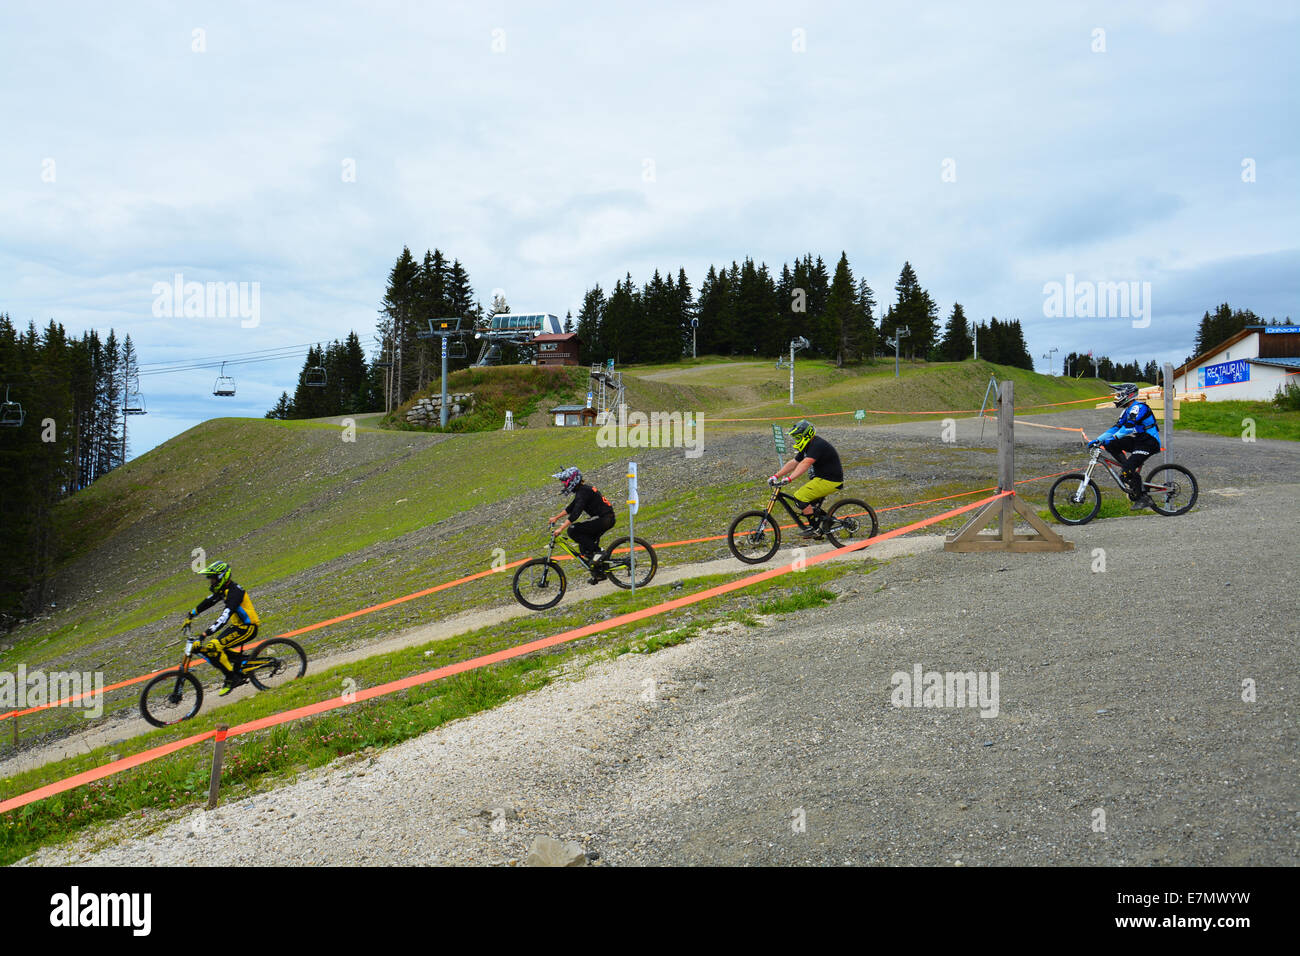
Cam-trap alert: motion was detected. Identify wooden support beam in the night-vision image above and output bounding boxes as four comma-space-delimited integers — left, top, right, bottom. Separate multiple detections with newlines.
944, 380, 1073, 553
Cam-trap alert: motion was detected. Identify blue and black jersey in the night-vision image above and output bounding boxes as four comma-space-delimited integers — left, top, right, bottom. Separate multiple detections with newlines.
1096, 402, 1160, 445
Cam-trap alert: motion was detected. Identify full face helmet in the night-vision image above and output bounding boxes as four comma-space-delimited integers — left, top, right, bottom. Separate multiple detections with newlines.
552, 466, 582, 494
790, 420, 816, 453
199, 560, 231, 592
1112, 384, 1139, 408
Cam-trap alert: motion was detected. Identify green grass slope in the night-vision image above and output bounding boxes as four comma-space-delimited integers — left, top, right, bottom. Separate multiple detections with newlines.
0, 358, 1110, 753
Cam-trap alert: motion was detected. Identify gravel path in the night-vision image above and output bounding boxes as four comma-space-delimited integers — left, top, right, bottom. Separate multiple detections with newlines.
0, 534, 940, 778
23, 474, 1298, 866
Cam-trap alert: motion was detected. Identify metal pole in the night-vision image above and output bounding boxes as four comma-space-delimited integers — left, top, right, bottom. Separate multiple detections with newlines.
894, 338, 900, 378
788, 342, 795, 404
207, 724, 229, 810
693, 327, 697, 359
1163, 362, 1174, 464
440, 337, 449, 428
627, 463, 637, 595
998, 381, 1014, 492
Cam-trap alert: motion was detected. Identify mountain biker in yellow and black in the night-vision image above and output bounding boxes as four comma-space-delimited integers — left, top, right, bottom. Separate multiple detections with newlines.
769, 420, 844, 538
549, 466, 616, 584
186, 561, 261, 696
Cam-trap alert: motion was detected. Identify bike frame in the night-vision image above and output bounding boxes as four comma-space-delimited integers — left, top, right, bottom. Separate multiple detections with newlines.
1071, 447, 1176, 498
756, 485, 829, 532
177, 621, 262, 682
544, 531, 605, 572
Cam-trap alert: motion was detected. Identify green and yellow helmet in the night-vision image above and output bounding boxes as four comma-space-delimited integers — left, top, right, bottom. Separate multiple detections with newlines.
790, 419, 816, 452
198, 561, 231, 592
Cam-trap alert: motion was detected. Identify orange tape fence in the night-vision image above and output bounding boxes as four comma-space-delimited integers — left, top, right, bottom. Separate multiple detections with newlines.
0, 491, 1008, 815
0, 466, 1077, 724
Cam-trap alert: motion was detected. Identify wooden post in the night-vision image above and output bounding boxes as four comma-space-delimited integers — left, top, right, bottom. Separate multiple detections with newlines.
1163, 362, 1175, 464
945, 380, 1073, 553
206, 724, 229, 810
998, 380, 1014, 491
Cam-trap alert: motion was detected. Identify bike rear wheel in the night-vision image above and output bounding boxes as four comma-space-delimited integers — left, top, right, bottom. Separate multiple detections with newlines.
1048, 473, 1102, 525
513, 558, 567, 610
824, 498, 879, 548
728, 510, 781, 564
247, 638, 309, 690
1145, 464, 1198, 516
140, 669, 203, 727
604, 536, 657, 589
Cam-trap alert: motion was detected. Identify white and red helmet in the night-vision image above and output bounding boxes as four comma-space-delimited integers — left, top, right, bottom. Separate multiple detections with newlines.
552, 466, 582, 494
1112, 383, 1139, 408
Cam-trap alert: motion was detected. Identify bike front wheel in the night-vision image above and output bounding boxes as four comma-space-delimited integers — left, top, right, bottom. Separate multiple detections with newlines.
604, 537, 657, 589
513, 558, 567, 610
728, 510, 781, 564
1048, 473, 1102, 525
824, 498, 879, 548
247, 638, 309, 690
140, 669, 203, 727
1145, 464, 1198, 516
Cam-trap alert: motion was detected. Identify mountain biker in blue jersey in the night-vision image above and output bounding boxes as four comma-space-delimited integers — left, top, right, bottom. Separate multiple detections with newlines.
1089, 384, 1161, 510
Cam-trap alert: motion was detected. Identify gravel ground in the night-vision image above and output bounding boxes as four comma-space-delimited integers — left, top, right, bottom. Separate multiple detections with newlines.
23, 470, 1298, 866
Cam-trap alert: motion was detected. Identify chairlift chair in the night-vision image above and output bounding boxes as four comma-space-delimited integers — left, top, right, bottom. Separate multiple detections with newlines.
124, 389, 147, 415
214, 362, 237, 397
305, 347, 327, 387
0, 386, 24, 427
448, 339, 468, 360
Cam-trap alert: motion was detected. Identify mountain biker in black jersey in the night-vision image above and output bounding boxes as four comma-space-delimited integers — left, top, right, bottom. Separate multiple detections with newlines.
548, 466, 617, 583
768, 420, 845, 537
1089, 383, 1161, 510
185, 560, 261, 696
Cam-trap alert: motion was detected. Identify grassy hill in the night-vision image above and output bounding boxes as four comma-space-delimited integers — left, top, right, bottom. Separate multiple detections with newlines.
0, 358, 1111, 753
385, 365, 590, 431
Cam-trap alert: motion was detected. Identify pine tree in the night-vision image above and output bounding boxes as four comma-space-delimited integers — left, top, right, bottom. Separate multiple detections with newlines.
575, 285, 606, 364
824, 252, 859, 367
856, 278, 878, 361
939, 303, 972, 362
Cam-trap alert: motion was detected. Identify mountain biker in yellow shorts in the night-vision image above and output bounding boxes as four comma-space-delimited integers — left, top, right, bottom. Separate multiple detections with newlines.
185, 561, 261, 696
768, 420, 844, 538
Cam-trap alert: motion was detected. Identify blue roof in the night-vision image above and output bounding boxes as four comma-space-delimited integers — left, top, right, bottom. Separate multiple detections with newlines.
1250, 357, 1300, 369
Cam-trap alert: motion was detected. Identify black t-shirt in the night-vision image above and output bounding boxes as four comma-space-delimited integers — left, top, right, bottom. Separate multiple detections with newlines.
567, 482, 615, 521
795, 435, 843, 483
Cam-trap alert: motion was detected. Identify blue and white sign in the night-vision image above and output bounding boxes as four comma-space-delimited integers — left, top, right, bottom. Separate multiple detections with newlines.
626, 461, 638, 516
1199, 359, 1251, 388
1263, 326, 1300, 334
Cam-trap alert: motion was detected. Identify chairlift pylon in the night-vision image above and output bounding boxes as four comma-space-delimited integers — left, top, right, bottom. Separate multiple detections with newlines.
0, 385, 25, 427
214, 362, 236, 397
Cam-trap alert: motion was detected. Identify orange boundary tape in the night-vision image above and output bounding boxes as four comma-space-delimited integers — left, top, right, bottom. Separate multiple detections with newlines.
0, 491, 1006, 815
700, 394, 1107, 422
0, 467, 1077, 722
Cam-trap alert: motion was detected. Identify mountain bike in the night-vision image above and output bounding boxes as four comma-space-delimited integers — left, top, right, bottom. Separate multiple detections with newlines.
727, 482, 879, 564
1047, 446, 1199, 526
512, 529, 658, 610
139, 622, 309, 727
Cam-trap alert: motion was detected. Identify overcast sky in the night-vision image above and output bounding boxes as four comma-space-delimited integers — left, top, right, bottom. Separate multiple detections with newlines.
2, 1, 1296, 456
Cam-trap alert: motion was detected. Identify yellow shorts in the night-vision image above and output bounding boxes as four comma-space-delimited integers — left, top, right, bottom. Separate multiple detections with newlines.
793, 477, 843, 504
